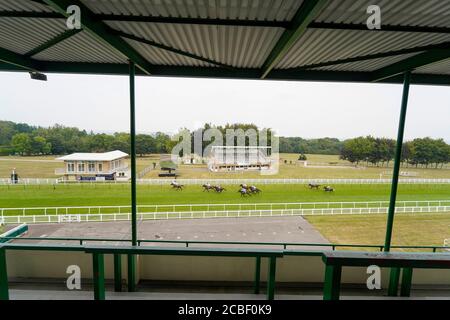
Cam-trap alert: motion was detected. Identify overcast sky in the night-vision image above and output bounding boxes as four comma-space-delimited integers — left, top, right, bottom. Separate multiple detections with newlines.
0, 72, 449, 141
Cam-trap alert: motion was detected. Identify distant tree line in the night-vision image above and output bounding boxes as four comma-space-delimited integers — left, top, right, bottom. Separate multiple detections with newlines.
340, 136, 450, 168
1, 121, 449, 168
0, 120, 172, 156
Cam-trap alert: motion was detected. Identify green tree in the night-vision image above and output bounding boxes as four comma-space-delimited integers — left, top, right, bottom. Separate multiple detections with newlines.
11, 133, 32, 155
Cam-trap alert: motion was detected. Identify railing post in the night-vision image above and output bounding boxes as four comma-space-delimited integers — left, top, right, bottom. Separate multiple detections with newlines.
323, 264, 341, 300
127, 254, 136, 292
388, 267, 401, 296
266, 256, 277, 300
114, 253, 122, 292
92, 253, 105, 300
0, 248, 9, 300
400, 268, 413, 297
254, 256, 261, 294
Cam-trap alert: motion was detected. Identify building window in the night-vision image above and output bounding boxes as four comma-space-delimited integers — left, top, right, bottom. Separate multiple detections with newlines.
88, 162, 95, 172
98, 163, 103, 172
78, 162, 85, 172
67, 162, 75, 172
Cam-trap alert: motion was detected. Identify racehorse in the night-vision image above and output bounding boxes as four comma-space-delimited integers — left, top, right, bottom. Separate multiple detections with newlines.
249, 185, 261, 194
238, 187, 251, 196
323, 186, 334, 192
213, 185, 226, 193
172, 184, 184, 190
202, 184, 214, 192
308, 183, 321, 189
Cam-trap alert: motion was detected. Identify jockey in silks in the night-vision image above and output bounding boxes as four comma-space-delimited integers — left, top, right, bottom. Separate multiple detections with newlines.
171, 180, 179, 187
240, 187, 248, 194
249, 185, 257, 192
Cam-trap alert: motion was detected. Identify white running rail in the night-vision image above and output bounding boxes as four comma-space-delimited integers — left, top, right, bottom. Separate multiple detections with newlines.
2, 200, 450, 217
1, 178, 450, 185
1, 205, 449, 225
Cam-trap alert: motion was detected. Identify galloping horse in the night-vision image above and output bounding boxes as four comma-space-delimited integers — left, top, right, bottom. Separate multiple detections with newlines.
214, 185, 226, 193
323, 186, 334, 192
308, 183, 321, 189
202, 183, 214, 192
171, 181, 184, 190
249, 185, 262, 194
238, 187, 252, 196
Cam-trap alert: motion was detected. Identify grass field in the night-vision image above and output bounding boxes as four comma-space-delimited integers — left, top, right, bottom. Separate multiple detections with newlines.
306, 213, 450, 250
0, 183, 448, 208
2, 154, 450, 179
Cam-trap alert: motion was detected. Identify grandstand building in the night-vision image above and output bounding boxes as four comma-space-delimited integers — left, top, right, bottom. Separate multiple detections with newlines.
208, 146, 272, 172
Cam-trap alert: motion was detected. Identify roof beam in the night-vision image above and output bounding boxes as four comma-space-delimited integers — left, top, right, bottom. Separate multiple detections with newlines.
371, 49, 450, 82
42, 0, 154, 75
0, 47, 40, 71
297, 41, 450, 70
0, 11, 61, 18
259, 0, 329, 78
309, 22, 450, 34
114, 31, 233, 69
24, 29, 81, 57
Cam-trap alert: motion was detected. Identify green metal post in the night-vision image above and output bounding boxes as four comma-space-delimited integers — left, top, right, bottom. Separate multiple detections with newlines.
254, 256, 261, 294
384, 71, 411, 251
128, 60, 137, 292
388, 267, 401, 296
323, 265, 342, 300
113, 253, 122, 292
129, 60, 137, 246
127, 253, 136, 292
92, 253, 105, 300
266, 257, 277, 300
0, 248, 9, 300
400, 268, 413, 297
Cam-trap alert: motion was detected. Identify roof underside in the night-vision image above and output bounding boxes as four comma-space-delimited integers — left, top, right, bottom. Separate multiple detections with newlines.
1, 0, 450, 85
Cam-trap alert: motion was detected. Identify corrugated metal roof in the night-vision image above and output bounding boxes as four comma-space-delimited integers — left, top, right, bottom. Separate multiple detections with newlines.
0, 0, 53, 12
82, 0, 302, 21
414, 58, 450, 75
124, 37, 214, 67
276, 29, 450, 69
107, 21, 284, 68
312, 52, 422, 72
316, 0, 450, 28
32, 31, 127, 63
0, 17, 65, 54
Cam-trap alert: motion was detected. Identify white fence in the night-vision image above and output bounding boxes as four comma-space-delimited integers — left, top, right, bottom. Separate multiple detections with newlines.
1, 178, 450, 185
1, 205, 450, 224
2, 200, 450, 217
1, 200, 450, 225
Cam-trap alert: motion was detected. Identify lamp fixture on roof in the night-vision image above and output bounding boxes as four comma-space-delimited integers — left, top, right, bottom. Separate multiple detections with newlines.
29, 71, 47, 81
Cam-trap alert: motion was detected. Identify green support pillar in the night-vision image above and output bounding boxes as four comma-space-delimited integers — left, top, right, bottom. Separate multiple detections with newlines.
388, 267, 401, 296
92, 253, 105, 300
266, 257, 277, 300
323, 265, 342, 300
113, 253, 122, 292
254, 256, 261, 294
127, 254, 136, 292
129, 60, 137, 246
384, 71, 411, 251
400, 268, 413, 297
0, 248, 9, 300
128, 60, 137, 292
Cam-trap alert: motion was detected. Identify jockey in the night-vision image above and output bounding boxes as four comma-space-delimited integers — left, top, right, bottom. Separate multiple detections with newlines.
241, 183, 248, 189
250, 185, 257, 191
240, 187, 247, 193
171, 180, 178, 186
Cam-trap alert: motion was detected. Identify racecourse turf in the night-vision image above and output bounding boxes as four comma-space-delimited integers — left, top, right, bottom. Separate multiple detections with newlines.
0, 183, 448, 208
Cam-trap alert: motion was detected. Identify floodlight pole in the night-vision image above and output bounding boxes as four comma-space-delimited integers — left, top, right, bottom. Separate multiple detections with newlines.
128, 60, 137, 291
385, 71, 411, 297
384, 71, 411, 252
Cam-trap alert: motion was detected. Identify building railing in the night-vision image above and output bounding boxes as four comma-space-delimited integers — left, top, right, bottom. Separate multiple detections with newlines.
2, 236, 450, 252
54, 165, 129, 176
1, 178, 450, 185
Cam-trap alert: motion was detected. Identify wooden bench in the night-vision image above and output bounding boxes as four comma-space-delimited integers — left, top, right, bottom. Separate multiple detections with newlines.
84, 245, 284, 300
321, 251, 450, 300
